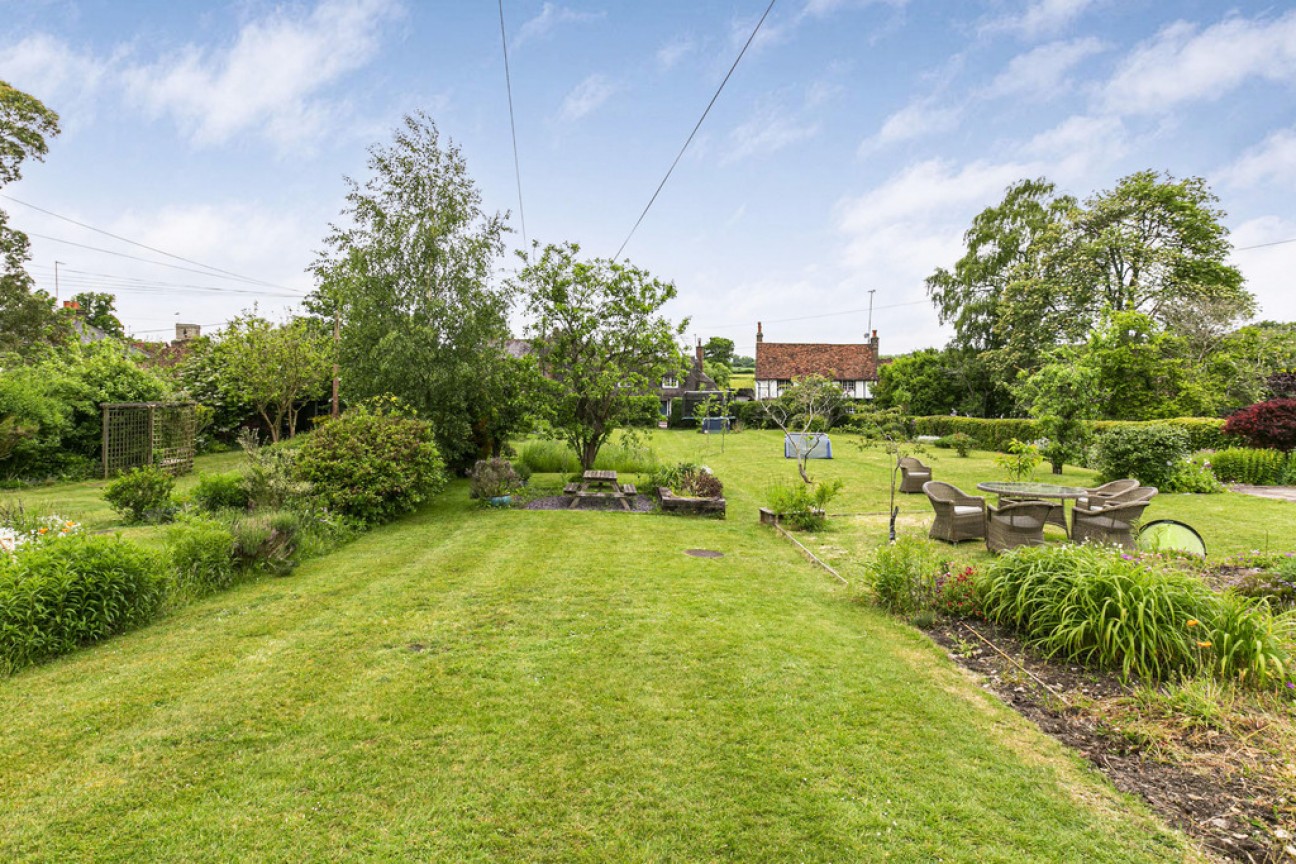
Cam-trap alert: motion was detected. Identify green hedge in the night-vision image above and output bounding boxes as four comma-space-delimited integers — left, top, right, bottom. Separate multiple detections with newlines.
912, 416, 1228, 455
913, 417, 1040, 452
1093, 418, 1228, 453
1207, 448, 1290, 485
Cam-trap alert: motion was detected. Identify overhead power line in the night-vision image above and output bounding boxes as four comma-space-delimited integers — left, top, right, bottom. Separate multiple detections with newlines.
24, 231, 302, 292
614, 0, 777, 260
2, 193, 289, 289
28, 264, 302, 299
1235, 236, 1296, 251
497, 0, 528, 249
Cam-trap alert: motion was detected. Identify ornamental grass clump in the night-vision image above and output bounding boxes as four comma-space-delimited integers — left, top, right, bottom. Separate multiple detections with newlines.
981, 544, 1293, 686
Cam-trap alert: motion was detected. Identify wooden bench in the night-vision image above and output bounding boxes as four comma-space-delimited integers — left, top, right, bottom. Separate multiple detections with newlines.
563, 483, 581, 494
620, 484, 637, 496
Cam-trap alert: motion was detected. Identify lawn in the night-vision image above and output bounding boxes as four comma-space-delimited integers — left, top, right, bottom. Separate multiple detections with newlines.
1, 433, 1267, 861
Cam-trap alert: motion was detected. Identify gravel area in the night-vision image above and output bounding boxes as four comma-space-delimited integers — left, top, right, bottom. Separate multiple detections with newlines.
523, 494, 655, 512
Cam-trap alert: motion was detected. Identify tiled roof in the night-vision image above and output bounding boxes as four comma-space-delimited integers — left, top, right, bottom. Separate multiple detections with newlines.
756, 342, 877, 381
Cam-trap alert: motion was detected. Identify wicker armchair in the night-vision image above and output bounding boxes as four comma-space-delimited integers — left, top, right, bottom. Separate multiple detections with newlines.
986, 500, 1054, 553
1000, 496, 1067, 534
1071, 498, 1154, 549
923, 481, 987, 543
1076, 479, 1139, 510
898, 457, 932, 493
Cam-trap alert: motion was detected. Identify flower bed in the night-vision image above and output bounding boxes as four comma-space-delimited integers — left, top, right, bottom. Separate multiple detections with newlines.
657, 486, 725, 517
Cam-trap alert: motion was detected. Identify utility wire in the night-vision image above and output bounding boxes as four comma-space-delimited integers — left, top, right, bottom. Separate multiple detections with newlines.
497, 0, 528, 249
696, 298, 929, 331
614, 0, 777, 260
1235, 236, 1296, 251
28, 265, 302, 298
2, 193, 290, 289
25, 231, 302, 291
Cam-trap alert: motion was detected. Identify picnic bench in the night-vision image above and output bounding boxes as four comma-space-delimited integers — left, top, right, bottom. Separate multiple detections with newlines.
566, 470, 634, 510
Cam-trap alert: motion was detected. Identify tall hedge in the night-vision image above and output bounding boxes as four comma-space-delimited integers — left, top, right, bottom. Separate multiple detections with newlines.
912, 416, 1227, 455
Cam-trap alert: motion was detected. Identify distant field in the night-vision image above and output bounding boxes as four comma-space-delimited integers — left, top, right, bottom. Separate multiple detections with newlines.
728, 371, 754, 390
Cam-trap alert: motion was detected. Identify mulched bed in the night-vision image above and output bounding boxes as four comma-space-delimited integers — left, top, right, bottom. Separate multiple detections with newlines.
523, 494, 655, 512
926, 618, 1296, 863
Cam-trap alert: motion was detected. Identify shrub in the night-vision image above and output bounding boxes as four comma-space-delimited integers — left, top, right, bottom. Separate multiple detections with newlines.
230, 510, 301, 575
1092, 423, 1189, 488
1224, 399, 1296, 452
980, 545, 1291, 686
1206, 447, 1287, 485
103, 465, 176, 524
668, 397, 688, 429
1235, 558, 1296, 610
1163, 458, 1224, 494
239, 430, 308, 511
295, 407, 446, 525
865, 537, 936, 615
933, 564, 982, 617
650, 463, 723, 497
0, 534, 165, 674
839, 406, 910, 442
765, 479, 842, 531
167, 515, 236, 598
622, 395, 665, 428
470, 458, 521, 500
994, 439, 1043, 481
191, 471, 250, 512
913, 416, 1039, 452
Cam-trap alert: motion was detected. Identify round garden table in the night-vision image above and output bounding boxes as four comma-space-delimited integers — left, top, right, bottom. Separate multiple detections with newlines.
975, 481, 1091, 501
976, 481, 1092, 537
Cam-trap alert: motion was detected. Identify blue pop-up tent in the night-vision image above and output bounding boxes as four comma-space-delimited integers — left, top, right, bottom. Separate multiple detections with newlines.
784, 433, 832, 459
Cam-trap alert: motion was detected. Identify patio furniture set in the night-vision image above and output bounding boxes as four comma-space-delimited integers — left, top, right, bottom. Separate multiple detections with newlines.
899, 458, 1158, 552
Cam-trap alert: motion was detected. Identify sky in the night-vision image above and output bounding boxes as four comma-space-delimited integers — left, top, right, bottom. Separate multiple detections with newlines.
2, 0, 1294, 358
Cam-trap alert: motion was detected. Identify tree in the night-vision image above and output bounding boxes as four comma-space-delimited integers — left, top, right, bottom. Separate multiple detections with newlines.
0, 82, 64, 359
872, 348, 962, 416
71, 292, 125, 338
1013, 353, 1099, 474
308, 112, 521, 471
702, 336, 735, 368
514, 241, 686, 471
216, 315, 331, 443
703, 359, 731, 389
1054, 171, 1253, 329
761, 374, 845, 483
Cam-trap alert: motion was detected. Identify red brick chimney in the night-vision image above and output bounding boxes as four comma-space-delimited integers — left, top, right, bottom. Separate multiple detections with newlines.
695, 338, 704, 365
756, 321, 763, 344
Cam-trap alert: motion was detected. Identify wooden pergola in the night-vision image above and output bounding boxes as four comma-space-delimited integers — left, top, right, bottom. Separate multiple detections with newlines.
100, 401, 198, 478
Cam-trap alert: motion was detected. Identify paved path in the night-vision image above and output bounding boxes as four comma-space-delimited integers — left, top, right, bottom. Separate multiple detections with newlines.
1230, 484, 1296, 502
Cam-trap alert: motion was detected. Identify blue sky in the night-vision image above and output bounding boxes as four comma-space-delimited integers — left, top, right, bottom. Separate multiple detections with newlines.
2, 0, 1294, 356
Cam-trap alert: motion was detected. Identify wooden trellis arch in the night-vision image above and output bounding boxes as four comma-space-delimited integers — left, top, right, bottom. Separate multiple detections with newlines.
101, 401, 198, 478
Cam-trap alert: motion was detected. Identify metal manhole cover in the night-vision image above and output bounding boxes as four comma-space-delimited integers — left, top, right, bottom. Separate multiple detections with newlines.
684, 549, 724, 558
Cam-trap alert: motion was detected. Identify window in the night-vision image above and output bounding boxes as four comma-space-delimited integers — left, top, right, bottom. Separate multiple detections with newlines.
661, 376, 679, 389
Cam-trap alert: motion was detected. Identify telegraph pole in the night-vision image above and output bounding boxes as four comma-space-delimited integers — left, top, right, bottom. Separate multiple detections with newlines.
331, 307, 340, 418
867, 288, 876, 334
54, 260, 63, 302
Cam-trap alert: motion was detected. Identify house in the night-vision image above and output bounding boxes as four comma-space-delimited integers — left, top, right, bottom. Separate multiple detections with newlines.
753, 322, 879, 400
659, 340, 717, 415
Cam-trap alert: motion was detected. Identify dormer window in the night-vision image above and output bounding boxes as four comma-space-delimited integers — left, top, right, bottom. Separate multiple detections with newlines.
662, 375, 679, 389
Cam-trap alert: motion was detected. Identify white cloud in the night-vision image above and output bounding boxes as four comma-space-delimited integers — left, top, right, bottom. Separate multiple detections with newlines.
122, 0, 402, 148
722, 108, 819, 163
1230, 216, 1296, 323
983, 36, 1106, 99
559, 74, 617, 121
1020, 114, 1127, 175
1221, 127, 1296, 189
1102, 11, 1296, 115
656, 34, 695, 70
512, 3, 603, 50
0, 33, 114, 115
859, 99, 961, 152
984, 0, 1098, 39
801, 0, 908, 17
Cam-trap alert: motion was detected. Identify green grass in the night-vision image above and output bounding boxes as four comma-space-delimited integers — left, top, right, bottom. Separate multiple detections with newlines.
0, 432, 1254, 860
729, 371, 754, 390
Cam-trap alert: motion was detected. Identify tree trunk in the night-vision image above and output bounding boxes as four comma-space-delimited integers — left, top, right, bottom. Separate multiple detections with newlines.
260, 408, 280, 443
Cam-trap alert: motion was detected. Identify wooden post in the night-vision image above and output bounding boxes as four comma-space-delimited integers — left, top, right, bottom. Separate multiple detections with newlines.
146, 404, 156, 468
101, 404, 110, 478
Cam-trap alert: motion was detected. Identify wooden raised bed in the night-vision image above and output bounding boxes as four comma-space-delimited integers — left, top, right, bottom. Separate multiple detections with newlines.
657, 487, 726, 518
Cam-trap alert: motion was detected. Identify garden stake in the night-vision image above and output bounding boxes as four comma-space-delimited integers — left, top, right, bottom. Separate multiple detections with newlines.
770, 522, 849, 586
963, 624, 1071, 707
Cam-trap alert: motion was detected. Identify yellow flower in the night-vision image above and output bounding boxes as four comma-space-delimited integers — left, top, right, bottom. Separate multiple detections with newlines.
1197, 641, 1212, 648
1185, 619, 1199, 627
